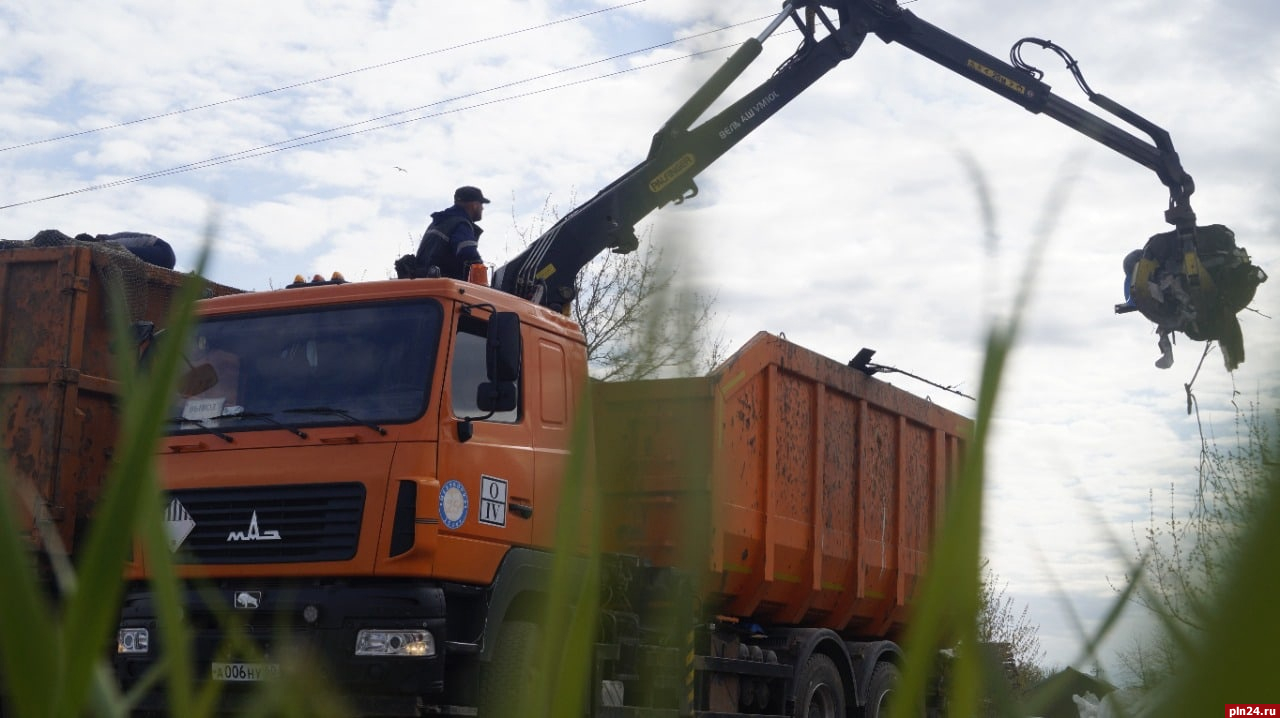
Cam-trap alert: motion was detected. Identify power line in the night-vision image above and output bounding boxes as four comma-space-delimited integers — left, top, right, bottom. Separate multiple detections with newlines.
1, 17, 774, 211
0, 0, 648, 154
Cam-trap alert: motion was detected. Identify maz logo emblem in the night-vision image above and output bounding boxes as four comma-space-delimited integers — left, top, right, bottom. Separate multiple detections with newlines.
234, 591, 262, 609
227, 511, 282, 542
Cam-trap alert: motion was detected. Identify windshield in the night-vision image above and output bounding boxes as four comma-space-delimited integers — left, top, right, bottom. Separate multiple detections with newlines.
168, 299, 443, 434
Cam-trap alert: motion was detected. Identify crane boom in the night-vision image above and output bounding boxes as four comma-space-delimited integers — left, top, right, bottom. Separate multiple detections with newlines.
490, 0, 1263, 369
494, 0, 1196, 310
493, 2, 866, 308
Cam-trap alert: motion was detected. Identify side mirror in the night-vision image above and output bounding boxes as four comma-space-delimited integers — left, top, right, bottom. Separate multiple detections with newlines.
486, 312, 521, 383
475, 381, 517, 413
458, 311, 521, 440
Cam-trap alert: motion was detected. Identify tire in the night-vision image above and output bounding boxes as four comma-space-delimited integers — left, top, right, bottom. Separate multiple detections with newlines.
862, 662, 900, 718
793, 653, 845, 718
479, 620, 542, 718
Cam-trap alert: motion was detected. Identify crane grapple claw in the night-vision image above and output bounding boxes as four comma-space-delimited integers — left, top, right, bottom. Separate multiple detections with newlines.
1124, 224, 1266, 370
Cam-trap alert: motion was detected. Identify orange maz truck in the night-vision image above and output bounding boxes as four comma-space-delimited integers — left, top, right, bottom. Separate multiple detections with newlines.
106, 0, 1239, 711
111, 272, 967, 716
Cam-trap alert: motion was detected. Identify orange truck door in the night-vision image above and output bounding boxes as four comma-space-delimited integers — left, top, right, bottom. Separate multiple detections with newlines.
432, 312, 535, 584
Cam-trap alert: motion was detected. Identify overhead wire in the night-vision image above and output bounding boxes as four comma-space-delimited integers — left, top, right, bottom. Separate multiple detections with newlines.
0, 0, 650, 154
1, 16, 776, 211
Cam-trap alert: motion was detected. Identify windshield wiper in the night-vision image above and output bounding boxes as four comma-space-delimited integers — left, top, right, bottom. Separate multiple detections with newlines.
283, 406, 387, 436
227, 412, 309, 439
166, 417, 234, 443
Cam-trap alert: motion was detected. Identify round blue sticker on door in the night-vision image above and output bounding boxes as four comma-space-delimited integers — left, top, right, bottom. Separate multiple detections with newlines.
438, 480, 469, 530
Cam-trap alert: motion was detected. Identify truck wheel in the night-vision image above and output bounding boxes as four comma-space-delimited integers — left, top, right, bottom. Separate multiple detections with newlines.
793, 653, 845, 718
862, 662, 900, 718
479, 620, 541, 717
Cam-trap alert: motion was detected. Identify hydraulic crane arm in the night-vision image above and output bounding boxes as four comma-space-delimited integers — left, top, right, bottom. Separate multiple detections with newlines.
494, 3, 868, 308
494, 0, 1206, 313
869, 7, 1195, 226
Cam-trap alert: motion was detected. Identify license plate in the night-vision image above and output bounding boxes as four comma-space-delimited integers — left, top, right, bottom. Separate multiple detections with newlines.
211, 661, 280, 682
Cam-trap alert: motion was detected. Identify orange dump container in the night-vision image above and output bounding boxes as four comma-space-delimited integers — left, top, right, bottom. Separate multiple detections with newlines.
594, 332, 970, 640
0, 241, 239, 559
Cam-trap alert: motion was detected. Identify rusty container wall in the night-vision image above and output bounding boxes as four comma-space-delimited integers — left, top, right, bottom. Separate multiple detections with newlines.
594, 332, 970, 641
0, 242, 239, 558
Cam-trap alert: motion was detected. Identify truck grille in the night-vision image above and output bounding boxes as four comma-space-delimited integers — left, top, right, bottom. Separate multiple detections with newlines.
168, 483, 364, 564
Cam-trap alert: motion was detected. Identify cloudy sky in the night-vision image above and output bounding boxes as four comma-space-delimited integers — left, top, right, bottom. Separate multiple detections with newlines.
3, 0, 1277, 673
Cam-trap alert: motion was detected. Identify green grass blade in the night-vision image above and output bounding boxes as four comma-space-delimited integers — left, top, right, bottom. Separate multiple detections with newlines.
118, 653, 170, 715
895, 156, 1076, 717
57, 235, 213, 716
0, 468, 57, 716
128, 238, 219, 717
893, 325, 1013, 717
1151, 462, 1280, 713
541, 406, 601, 718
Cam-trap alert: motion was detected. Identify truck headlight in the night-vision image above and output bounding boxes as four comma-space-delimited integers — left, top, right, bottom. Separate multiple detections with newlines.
355, 629, 435, 657
117, 628, 150, 654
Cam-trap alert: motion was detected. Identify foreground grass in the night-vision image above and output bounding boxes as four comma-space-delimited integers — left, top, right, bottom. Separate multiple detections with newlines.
1, 230, 1275, 717
0, 237, 346, 717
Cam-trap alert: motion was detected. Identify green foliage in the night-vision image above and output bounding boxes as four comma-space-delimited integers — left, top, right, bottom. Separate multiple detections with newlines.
977, 559, 1050, 694
893, 311, 1018, 718
512, 193, 727, 380
537, 412, 602, 718
572, 242, 726, 381
891, 152, 1067, 718
1117, 402, 1279, 692
1129, 402, 1276, 631
1149, 454, 1280, 712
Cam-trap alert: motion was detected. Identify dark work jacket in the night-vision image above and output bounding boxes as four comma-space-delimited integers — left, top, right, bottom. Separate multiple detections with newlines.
416, 205, 482, 280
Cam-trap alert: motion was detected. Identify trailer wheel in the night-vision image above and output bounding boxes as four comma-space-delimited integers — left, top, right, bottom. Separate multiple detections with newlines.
862, 662, 900, 718
480, 620, 541, 717
793, 653, 845, 718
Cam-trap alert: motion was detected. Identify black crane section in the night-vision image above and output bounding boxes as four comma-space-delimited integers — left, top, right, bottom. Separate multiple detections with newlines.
488, 0, 1263, 368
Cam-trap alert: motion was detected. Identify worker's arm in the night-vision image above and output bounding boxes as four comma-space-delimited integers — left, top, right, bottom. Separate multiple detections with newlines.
451, 223, 482, 267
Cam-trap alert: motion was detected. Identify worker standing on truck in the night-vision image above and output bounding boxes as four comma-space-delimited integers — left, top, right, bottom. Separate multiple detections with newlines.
404, 186, 489, 280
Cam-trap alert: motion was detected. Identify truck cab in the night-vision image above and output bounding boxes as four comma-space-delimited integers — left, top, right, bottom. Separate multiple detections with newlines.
115, 276, 587, 713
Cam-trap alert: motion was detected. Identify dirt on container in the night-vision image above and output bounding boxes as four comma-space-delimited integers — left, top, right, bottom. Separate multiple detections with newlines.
0, 239, 240, 564
594, 331, 970, 642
